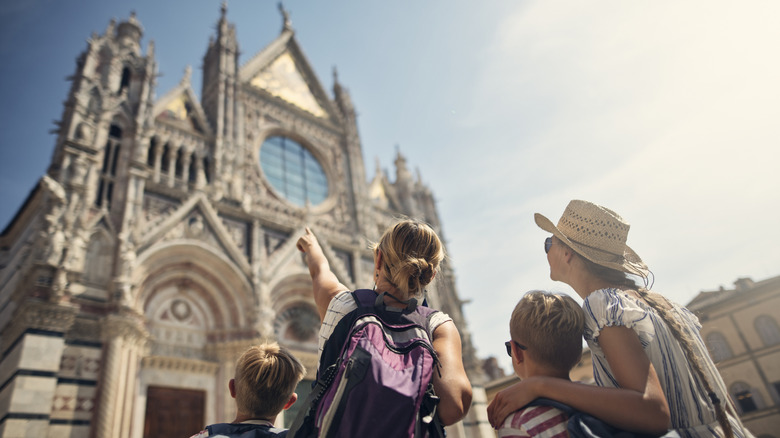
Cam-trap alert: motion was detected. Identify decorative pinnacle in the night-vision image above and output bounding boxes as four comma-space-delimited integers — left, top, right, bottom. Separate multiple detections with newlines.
278, 2, 292, 32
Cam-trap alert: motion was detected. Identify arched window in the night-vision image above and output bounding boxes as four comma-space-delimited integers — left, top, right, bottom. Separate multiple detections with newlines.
161, 143, 171, 176
83, 231, 113, 286
755, 315, 780, 347
87, 87, 102, 114
188, 152, 198, 183
260, 136, 328, 207
96, 124, 122, 209
705, 332, 733, 362
731, 382, 760, 414
147, 137, 157, 166
118, 66, 131, 94
175, 147, 185, 179
202, 157, 211, 183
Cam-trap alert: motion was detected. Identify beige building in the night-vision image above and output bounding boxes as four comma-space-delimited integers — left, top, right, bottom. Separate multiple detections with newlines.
687, 275, 780, 437
0, 7, 493, 438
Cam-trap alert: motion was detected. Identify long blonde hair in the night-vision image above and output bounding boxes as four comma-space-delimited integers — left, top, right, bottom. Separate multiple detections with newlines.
371, 220, 444, 300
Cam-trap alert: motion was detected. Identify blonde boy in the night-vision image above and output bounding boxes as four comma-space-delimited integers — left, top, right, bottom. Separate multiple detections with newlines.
499, 291, 585, 438
191, 342, 306, 438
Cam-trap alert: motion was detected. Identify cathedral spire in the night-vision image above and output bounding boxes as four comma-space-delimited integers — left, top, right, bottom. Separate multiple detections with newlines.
279, 2, 293, 33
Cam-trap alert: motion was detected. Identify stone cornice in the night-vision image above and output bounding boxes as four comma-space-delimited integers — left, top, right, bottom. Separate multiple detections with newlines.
142, 355, 219, 374
1, 299, 78, 352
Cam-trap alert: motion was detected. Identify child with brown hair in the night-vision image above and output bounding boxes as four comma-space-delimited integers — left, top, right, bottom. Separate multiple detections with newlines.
499, 290, 585, 437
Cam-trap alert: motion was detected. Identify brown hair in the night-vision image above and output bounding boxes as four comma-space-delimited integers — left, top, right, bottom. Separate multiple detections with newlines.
510, 290, 584, 373
234, 342, 306, 419
571, 247, 735, 438
371, 219, 444, 300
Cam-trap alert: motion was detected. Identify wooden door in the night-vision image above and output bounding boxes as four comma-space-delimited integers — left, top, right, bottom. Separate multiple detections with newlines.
143, 386, 205, 438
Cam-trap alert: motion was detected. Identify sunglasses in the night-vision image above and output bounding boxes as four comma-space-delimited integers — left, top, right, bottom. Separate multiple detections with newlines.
505, 340, 527, 357
544, 237, 553, 253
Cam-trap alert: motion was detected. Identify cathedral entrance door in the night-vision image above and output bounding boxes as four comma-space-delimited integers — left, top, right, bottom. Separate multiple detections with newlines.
143, 386, 205, 437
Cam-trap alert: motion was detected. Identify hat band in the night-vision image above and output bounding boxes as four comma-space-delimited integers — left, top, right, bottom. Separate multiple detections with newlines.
565, 236, 625, 262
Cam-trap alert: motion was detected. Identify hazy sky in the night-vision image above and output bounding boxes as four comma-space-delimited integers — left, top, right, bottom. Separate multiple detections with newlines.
2, 1, 779, 373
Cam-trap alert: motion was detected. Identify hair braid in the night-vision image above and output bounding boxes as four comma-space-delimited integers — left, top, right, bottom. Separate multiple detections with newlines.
575, 251, 736, 437
637, 289, 734, 438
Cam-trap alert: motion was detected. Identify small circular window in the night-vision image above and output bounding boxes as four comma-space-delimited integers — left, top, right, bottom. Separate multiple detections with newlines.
260, 136, 329, 206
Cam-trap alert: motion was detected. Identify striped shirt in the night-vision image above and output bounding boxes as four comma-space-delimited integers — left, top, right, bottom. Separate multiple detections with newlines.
498, 405, 569, 438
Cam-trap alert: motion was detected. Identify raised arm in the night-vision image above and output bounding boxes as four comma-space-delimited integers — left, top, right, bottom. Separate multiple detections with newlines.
296, 227, 349, 320
487, 325, 670, 435
431, 320, 473, 426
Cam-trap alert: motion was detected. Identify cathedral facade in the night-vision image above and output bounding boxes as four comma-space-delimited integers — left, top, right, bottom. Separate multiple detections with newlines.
0, 8, 491, 438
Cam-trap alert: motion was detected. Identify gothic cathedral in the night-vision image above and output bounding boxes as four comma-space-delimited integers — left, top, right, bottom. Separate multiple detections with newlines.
0, 7, 491, 438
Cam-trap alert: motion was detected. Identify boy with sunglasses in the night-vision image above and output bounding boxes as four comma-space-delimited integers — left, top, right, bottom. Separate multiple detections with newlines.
498, 290, 585, 437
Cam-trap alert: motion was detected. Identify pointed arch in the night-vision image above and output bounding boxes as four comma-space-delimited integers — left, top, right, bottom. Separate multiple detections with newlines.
269, 273, 319, 351
161, 142, 171, 179
83, 227, 115, 287
147, 136, 158, 167
87, 87, 102, 114
118, 65, 131, 94
96, 122, 124, 209
188, 151, 199, 184
134, 242, 255, 332
175, 146, 185, 179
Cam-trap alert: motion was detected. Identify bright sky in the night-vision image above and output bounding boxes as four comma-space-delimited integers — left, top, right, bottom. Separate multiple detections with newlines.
1, 1, 779, 374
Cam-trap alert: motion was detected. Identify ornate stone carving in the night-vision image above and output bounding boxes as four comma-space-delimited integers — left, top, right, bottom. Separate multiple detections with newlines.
101, 312, 149, 346
0, 300, 78, 353
142, 355, 219, 374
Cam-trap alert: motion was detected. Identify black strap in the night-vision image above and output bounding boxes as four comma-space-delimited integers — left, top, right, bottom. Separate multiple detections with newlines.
287, 364, 338, 437
374, 291, 418, 312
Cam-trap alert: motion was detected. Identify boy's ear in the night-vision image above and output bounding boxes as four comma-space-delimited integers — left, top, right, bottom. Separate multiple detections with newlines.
228, 379, 237, 399
512, 344, 525, 365
282, 392, 298, 410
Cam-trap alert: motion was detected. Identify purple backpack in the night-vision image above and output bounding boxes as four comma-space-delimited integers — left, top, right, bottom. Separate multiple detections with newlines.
289, 289, 445, 438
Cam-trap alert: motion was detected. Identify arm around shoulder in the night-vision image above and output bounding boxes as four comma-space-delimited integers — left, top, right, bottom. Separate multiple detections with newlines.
431, 320, 473, 426
488, 325, 670, 434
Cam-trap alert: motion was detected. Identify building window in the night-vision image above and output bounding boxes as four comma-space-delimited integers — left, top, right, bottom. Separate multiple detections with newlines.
95, 124, 122, 209
755, 315, 780, 347
118, 66, 131, 94
260, 136, 328, 206
147, 137, 157, 166
731, 382, 759, 413
705, 332, 733, 362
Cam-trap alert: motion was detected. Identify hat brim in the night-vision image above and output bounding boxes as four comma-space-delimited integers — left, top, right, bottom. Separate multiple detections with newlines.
534, 213, 649, 278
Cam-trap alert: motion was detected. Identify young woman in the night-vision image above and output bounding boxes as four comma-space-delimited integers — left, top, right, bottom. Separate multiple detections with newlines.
487, 200, 753, 437
296, 220, 472, 426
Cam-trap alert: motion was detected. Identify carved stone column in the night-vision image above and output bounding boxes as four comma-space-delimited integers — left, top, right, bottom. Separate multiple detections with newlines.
92, 313, 148, 438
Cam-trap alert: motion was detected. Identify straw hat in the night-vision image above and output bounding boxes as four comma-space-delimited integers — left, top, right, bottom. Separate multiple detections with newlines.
534, 200, 649, 278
